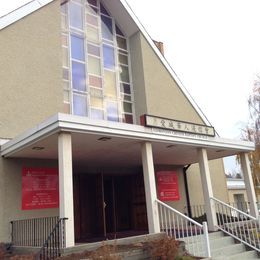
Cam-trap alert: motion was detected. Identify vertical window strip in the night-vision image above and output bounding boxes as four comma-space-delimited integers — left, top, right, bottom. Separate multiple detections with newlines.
61, 0, 134, 123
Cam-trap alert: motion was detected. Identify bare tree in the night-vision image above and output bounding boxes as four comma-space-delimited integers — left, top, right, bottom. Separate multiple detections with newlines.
242, 76, 260, 193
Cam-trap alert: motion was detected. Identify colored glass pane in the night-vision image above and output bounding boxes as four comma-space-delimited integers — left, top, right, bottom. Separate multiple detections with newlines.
106, 102, 119, 122
91, 108, 104, 120
71, 35, 85, 61
104, 70, 117, 97
87, 25, 99, 43
89, 75, 102, 88
69, 2, 83, 29
101, 15, 113, 41
88, 43, 100, 56
103, 45, 115, 69
88, 56, 101, 75
73, 94, 87, 116
119, 65, 130, 83
118, 53, 128, 65
72, 61, 86, 91
117, 36, 127, 50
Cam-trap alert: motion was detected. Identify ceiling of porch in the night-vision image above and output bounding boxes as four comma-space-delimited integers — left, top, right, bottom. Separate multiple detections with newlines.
2, 131, 241, 168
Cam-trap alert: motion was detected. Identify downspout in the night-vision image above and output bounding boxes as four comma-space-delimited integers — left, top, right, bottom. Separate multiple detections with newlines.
183, 164, 192, 218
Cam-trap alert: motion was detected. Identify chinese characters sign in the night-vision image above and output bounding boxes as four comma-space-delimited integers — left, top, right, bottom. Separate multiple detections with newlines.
157, 171, 180, 201
22, 167, 59, 210
142, 114, 215, 137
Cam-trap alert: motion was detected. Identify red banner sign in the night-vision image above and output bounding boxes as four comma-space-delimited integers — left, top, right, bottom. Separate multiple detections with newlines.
157, 171, 180, 201
22, 167, 59, 210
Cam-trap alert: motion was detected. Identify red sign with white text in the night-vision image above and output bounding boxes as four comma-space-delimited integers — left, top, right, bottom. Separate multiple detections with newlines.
22, 167, 59, 210
157, 171, 180, 201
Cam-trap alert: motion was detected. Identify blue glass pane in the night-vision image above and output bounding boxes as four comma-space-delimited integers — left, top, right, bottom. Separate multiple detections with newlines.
100, 3, 110, 16
73, 94, 87, 116
103, 45, 115, 69
69, 2, 83, 29
101, 15, 113, 41
107, 102, 118, 122
71, 35, 85, 61
72, 61, 86, 91
91, 108, 104, 120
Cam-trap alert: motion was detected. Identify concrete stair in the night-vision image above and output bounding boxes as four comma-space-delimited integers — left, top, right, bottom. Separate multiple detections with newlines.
186, 231, 259, 259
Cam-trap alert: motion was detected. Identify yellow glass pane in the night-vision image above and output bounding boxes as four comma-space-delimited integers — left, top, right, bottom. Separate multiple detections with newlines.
104, 70, 117, 97
87, 25, 99, 43
90, 96, 103, 108
88, 56, 101, 75
90, 87, 102, 97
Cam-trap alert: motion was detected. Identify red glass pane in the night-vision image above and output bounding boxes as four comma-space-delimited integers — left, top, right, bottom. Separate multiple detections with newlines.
123, 114, 133, 124
89, 75, 102, 88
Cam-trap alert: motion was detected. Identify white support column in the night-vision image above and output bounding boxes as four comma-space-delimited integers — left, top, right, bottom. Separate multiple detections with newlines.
58, 132, 75, 247
240, 152, 258, 217
141, 142, 160, 234
198, 148, 218, 231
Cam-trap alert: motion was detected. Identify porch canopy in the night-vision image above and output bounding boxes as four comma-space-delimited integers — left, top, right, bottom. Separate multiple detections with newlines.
0, 113, 254, 166
0, 113, 256, 247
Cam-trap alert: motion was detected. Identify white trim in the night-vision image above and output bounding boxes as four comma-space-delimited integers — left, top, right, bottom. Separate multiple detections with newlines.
0, 139, 10, 146
1, 113, 255, 158
0, 0, 54, 30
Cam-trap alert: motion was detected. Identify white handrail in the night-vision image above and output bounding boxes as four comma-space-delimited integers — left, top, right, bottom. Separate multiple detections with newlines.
211, 197, 257, 220
210, 197, 260, 252
156, 199, 211, 258
156, 199, 203, 227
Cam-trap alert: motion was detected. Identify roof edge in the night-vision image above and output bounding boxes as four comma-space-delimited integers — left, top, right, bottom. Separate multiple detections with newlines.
0, 0, 54, 30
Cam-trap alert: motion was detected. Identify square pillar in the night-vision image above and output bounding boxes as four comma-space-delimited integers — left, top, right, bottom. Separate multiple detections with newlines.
240, 152, 258, 217
58, 132, 75, 247
198, 148, 218, 231
141, 142, 160, 233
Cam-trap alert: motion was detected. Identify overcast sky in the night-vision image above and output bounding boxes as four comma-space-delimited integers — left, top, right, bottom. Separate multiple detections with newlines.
1, 0, 259, 172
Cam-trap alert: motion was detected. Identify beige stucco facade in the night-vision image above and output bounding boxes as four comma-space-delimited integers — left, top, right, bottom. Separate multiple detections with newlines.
129, 31, 204, 125
187, 160, 229, 207
0, 157, 59, 242
0, 0, 63, 139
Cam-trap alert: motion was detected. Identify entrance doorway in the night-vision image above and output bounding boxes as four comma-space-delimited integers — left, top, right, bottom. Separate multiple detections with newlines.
73, 172, 148, 242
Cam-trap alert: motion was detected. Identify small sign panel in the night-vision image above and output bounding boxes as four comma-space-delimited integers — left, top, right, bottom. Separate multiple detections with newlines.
22, 167, 59, 210
157, 171, 180, 201
141, 114, 215, 137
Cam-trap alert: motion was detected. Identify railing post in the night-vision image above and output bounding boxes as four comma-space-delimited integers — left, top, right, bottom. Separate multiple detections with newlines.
202, 221, 211, 258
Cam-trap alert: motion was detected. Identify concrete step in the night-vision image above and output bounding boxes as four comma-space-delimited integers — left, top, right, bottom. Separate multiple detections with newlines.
213, 249, 258, 259
185, 235, 234, 253
209, 236, 235, 250
211, 243, 246, 258
209, 231, 225, 239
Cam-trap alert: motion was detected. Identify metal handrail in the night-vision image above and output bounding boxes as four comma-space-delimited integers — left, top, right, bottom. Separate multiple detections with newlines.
36, 217, 67, 260
156, 199, 203, 227
11, 216, 59, 247
210, 197, 260, 252
211, 197, 257, 220
156, 199, 211, 258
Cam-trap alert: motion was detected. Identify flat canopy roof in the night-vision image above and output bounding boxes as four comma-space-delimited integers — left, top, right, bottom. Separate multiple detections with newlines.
0, 114, 255, 168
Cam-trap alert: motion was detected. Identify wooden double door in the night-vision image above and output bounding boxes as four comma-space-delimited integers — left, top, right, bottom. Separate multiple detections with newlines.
73, 173, 148, 242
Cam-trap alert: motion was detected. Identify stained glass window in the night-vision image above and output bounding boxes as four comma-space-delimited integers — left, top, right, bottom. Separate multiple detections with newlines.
61, 0, 134, 123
